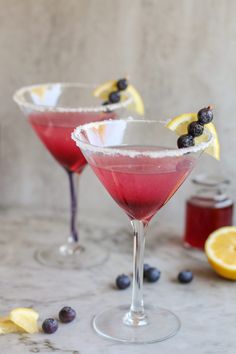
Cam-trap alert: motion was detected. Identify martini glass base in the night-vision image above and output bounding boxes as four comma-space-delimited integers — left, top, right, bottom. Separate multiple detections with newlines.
35, 241, 108, 269
93, 305, 181, 344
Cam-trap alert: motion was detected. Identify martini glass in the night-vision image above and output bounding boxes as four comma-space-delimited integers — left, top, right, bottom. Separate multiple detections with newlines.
13, 83, 132, 269
72, 119, 213, 343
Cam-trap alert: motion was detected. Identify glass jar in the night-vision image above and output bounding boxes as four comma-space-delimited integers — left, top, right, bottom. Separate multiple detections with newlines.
183, 175, 234, 250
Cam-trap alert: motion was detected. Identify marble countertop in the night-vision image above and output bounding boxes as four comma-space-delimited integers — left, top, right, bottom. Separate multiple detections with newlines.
0, 208, 234, 354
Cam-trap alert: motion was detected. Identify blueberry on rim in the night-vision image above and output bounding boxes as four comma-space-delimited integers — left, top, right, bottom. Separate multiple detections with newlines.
117, 78, 128, 91
108, 91, 120, 103
188, 121, 204, 137
177, 106, 214, 149
197, 106, 213, 125
177, 134, 195, 148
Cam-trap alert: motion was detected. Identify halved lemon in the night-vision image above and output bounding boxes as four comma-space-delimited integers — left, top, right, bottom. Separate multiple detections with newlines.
0, 317, 24, 334
10, 308, 39, 334
166, 112, 220, 160
205, 227, 236, 280
93, 79, 145, 116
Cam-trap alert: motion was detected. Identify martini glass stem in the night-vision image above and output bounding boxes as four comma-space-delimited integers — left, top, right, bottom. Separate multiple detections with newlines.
124, 219, 148, 326
68, 170, 78, 243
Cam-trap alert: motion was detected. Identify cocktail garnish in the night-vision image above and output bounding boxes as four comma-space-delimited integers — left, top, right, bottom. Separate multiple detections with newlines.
108, 90, 121, 103
106, 78, 129, 104
117, 78, 128, 91
93, 78, 145, 115
166, 107, 220, 159
188, 121, 204, 137
177, 106, 214, 148
197, 105, 213, 125
177, 134, 195, 148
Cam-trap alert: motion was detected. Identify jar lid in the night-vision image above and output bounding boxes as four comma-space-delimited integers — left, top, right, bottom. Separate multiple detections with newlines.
192, 174, 230, 188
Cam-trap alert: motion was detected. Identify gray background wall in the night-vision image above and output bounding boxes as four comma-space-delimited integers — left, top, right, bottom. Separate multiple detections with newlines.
0, 0, 235, 232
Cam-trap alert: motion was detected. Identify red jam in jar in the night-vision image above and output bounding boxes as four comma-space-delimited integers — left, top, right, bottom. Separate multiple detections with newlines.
184, 175, 234, 250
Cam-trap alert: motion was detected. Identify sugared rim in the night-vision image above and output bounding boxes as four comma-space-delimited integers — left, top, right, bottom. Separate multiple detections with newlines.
72, 119, 214, 158
13, 82, 133, 113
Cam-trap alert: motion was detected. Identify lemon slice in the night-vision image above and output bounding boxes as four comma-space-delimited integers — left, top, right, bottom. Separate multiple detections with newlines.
166, 112, 220, 160
205, 227, 236, 280
93, 79, 145, 116
10, 308, 39, 334
0, 317, 24, 334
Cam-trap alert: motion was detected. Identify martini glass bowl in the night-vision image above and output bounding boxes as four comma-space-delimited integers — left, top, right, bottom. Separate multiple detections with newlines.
72, 119, 213, 343
13, 83, 132, 269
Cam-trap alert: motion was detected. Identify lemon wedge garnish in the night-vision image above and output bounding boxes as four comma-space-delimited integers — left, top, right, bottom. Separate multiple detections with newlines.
93, 79, 117, 100
125, 85, 145, 116
205, 227, 236, 280
0, 317, 24, 334
166, 112, 220, 160
10, 308, 39, 334
93, 79, 145, 116
31, 87, 46, 99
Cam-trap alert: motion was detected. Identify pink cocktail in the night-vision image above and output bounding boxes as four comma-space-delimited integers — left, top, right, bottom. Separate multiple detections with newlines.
72, 119, 213, 343
13, 83, 130, 268
29, 111, 110, 173
91, 152, 192, 222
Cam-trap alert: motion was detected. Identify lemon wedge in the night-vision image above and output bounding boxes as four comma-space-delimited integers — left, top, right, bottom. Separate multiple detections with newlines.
125, 85, 145, 116
93, 79, 117, 100
166, 112, 220, 160
31, 87, 46, 99
0, 317, 24, 334
93, 79, 145, 116
205, 227, 236, 280
10, 308, 39, 334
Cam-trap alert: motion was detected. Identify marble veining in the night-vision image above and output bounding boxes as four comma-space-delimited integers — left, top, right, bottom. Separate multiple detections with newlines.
0, 209, 235, 354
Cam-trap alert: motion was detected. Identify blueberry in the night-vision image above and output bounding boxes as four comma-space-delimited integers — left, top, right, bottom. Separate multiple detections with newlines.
59, 306, 76, 323
42, 318, 58, 334
197, 106, 213, 125
143, 263, 151, 278
117, 78, 128, 91
116, 274, 131, 290
177, 134, 195, 148
108, 91, 120, 103
188, 121, 204, 137
145, 267, 161, 283
178, 270, 193, 284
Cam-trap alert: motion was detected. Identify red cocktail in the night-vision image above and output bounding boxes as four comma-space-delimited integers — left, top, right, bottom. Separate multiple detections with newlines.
29, 111, 110, 174
92, 152, 193, 222
13, 83, 130, 268
72, 119, 213, 343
